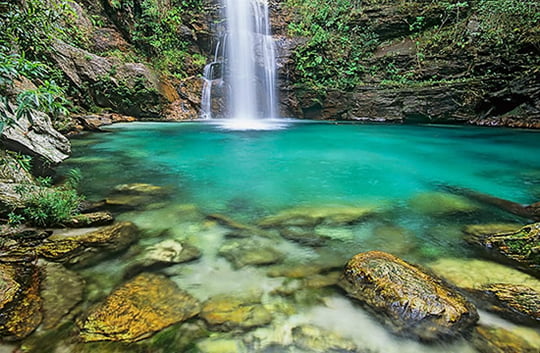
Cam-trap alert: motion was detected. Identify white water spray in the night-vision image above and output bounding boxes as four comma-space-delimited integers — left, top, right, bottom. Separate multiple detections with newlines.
201, 0, 279, 129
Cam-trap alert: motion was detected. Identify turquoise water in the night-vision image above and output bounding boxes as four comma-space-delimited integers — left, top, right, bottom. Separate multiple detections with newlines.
71, 121, 539, 216
53, 121, 540, 353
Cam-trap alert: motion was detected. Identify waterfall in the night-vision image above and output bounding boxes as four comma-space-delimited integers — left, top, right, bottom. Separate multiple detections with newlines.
201, 0, 278, 127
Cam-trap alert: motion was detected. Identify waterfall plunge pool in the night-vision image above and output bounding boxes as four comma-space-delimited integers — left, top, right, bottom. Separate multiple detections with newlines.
49, 121, 540, 353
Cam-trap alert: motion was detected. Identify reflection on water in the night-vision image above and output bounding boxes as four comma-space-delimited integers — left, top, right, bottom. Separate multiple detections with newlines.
44, 122, 540, 352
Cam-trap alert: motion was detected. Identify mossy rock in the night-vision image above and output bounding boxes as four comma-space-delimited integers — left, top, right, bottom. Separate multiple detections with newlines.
78, 273, 200, 342
0, 263, 42, 341
195, 337, 248, 353
64, 211, 114, 228
200, 294, 272, 331
463, 223, 524, 238
465, 222, 540, 277
408, 192, 479, 216
472, 325, 538, 353
339, 250, 478, 341
469, 283, 540, 326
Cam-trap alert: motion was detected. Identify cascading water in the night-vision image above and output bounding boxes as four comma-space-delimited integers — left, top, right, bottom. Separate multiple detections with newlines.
201, 0, 279, 129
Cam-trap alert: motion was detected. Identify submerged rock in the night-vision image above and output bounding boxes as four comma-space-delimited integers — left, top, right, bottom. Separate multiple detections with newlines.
218, 239, 283, 269
464, 222, 540, 277
201, 294, 272, 330
426, 258, 540, 292
463, 223, 524, 238
113, 183, 167, 195
78, 273, 200, 342
339, 250, 478, 341
279, 226, 327, 246
196, 337, 248, 353
292, 324, 360, 353
472, 325, 538, 353
35, 222, 139, 267
408, 192, 479, 216
0, 263, 42, 340
124, 239, 201, 278
40, 262, 85, 329
470, 284, 540, 326
258, 205, 376, 228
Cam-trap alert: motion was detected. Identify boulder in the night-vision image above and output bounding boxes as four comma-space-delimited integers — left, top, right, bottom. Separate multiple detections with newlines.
78, 273, 200, 342
40, 261, 85, 329
469, 284, 540, 326
0, 150, 34, 184
218, 239, 284, 269
200, 294, 272, 330
0, 263, 42, 340
0, 101, 71, 167
472, 325, 538, 353
33, 222, 139, 267
465, 223, 540, 277
339, 251, 478, 341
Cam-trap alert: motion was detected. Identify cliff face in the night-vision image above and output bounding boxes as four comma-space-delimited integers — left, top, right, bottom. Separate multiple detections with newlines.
271, 0, 540, 127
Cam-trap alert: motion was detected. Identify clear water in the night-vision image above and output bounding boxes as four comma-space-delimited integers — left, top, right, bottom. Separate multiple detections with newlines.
50, 121, 540, 352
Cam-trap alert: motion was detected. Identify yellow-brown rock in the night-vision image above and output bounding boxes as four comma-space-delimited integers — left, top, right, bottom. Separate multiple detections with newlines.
0, 263, 42, 341
201, 294, 272, 330
78, 273, 200, 342
339, 250, 478, 341
34, 222, 138, 266
472, 325, 538, 353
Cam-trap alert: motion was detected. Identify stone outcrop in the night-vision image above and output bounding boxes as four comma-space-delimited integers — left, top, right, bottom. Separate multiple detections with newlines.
472, 326, 538, 353
464, 223, 540, 277
78, 273, 200, 342
32, 222, 139, 267
0, 262, 43, 341
0, 102, 71, 167
339, 250, 478, 341
40, 261, 85, 329
48, 41, 173, 118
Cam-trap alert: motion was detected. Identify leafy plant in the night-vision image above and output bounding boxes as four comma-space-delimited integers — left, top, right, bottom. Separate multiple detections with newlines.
11, 169, 84, 227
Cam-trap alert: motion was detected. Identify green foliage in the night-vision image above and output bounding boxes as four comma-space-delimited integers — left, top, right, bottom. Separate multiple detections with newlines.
12, 169, 84, 227
0, 0, 83, 58
128, 0, 207, 78
286, 0, 378, 92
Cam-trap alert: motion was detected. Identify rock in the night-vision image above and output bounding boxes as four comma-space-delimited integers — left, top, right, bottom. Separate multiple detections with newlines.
64, 211, 114, 228
292, 324, 359, 353
48, 41, 169, 118
124, 239, 201, 278
339, 250, 478, 341
40, 262, 85, 329
279, 226, 327, 246
113, 183, 167, 195
0, 182, 27, 214
463, 224, 525, 238
408, 192, 479, 216
0, 150, 34, 184
465, 223, 540, 277
0, 101, 71, 168
218, 239, 284, 269
426, 258, 540, 292
472, 325, 538, 353
267, 262, 340, 279
34, 222, 139, 267
0, 263, 42, 340
196, 337, 248, 353
469, 284, 540, 326
258, 205, 376, 228
201, 294, 272, 330
78, 273, 200, 342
